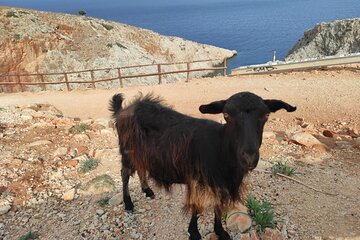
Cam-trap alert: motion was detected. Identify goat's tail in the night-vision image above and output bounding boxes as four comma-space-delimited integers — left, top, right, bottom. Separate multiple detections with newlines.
109, 93, 124, 117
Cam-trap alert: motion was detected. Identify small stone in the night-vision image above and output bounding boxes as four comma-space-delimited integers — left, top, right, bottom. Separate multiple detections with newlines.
63, 188, 76, 201
108, 193, 123, 206
312, 144, 327, 153
73, 134, 90, 142
53, 147, 68, 157
290, 132, 322, 147
28, 140, 52, 147
130, 233, 139, 239
96, 209, 105, 216
323, 130, 335, 138
0, 205, 11, 215
60, 159, 79, 168
263, 131, 277, 141
262, 228, 284, 240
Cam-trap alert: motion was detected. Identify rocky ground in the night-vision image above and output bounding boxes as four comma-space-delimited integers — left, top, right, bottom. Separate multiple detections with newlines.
0, 69, 360, 240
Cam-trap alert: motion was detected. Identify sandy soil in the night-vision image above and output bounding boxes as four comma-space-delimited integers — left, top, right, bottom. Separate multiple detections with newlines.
1, 68, 360, 240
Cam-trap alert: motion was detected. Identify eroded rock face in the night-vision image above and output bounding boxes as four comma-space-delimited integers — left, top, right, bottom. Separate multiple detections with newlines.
0, 7, 236, 92
285, 18, 360, 61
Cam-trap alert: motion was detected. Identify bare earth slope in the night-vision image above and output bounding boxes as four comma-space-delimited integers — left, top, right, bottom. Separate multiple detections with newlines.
0, 69, 360, 240
0, 7, 235, 91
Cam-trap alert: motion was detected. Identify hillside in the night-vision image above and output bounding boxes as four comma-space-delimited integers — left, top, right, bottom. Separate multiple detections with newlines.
0, 7, 236, 90
285, 18, 360, 61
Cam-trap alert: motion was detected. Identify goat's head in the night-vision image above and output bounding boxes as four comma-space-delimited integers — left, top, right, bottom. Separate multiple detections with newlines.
199, 92, 296, 171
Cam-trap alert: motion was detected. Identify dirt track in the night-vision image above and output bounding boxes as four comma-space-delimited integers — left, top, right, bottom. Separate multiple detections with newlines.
1, 68, 360, 240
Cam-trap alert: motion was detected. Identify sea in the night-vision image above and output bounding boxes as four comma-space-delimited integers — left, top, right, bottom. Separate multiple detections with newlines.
1, 0, 359, 70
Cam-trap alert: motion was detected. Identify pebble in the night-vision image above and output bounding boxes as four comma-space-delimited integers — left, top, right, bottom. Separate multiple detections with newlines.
28, 140, 52, 147
96, 209, 105, 216
63, 188, 76, 201
0, 205, 11, 215
109, 193, 123, 206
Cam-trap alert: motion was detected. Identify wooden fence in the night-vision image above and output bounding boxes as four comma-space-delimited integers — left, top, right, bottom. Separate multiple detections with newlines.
0, 59, 227, 93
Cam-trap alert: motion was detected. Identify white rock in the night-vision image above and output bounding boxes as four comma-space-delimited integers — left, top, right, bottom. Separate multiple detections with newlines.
0, 205, 11, 215
53, 147, 68, 157
28, 140, 52, 147
290, 132, 322, 147
263, 131, 277, 141
63, 188, 76, 201
108, 193, 123, 206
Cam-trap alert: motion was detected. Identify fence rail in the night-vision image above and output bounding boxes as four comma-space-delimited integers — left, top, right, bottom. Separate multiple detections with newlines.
0, 59, 227, 92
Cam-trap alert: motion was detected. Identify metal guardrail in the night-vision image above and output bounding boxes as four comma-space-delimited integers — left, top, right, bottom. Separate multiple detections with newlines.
0, 58, 227, 92
230, 54, 360, 76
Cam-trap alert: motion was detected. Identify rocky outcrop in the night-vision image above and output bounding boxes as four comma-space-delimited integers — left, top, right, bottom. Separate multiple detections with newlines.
285, 18, 360, 61
0, 7, 236, 92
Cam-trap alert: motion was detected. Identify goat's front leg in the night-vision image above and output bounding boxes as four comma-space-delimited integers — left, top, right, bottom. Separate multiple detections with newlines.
188, 213, 201, 240
120, 147, 135, 212
214, 207, 231, 240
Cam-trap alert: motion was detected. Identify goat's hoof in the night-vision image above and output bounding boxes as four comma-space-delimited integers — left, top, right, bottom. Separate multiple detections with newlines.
143, 188, 155, 199
217, 231, 231, 240
124, 202, 134, 212
189, 232, 201, 240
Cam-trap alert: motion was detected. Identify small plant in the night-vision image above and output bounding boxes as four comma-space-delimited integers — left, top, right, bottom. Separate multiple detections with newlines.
271, 160, 296, 176
79, 158, 99, 173
19, 231, 39, 240
74, 123, 89, 133
78, 10, 87, 16
97, 196, 110, 207
245, 196, 276, 232
5, 11, 18, 18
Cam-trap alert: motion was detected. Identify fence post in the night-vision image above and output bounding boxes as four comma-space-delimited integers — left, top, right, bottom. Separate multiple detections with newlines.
223, 58, 227, 76
186, 62, 190, 82
90, 70, 96, 89
17, 75, 24, 92
158, 64, 162, 84
64, 73, 71, 91
117, 68, 123, 88
39, 74, 46, 91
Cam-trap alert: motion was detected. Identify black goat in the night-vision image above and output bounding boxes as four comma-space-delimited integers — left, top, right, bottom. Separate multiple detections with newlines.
110, 92, 296, 240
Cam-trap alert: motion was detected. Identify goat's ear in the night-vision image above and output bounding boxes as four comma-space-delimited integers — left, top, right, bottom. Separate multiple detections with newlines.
264, 99, 297, 113
199, 100, 227, 114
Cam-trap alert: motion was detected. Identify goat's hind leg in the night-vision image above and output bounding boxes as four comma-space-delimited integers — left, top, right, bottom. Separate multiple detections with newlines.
120, 147, 135, 212
138, 171, 155, 199
214, 206, 231, 240
188, 213, 201, 240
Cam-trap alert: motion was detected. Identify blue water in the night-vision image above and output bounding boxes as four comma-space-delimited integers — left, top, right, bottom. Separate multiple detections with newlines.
1, 0, 359, 70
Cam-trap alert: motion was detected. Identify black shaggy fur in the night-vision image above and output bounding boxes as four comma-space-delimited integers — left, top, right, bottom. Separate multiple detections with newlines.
110, 92, 296, 240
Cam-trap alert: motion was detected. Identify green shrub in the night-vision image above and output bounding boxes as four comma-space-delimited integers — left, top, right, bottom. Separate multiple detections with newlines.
73, 123, 89, 133
245, 196, 276, 232
79, 158, 99, 173
271, 160, 297, 176
97, 196, 111, 207
19, 231, 39, 240
78, 10, 87, 15
5, 11, 18, 18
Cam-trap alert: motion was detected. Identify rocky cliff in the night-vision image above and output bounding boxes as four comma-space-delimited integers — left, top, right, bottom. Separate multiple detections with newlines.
0, 7, 236, 91
285, 18, 360, 61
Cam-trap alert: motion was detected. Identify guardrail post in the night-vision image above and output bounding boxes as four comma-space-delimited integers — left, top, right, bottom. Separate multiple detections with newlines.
17, 75, 24, 92
223, 58, 227, 76
64, 73, 71, 91
158, 64, 162, 84
39, 74, 46, 91
117, 68, 123, 88
90, 70, 96, 89
186, 62, 190, 82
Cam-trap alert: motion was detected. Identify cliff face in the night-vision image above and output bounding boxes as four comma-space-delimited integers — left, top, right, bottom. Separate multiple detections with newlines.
0, 7, 236, 91
285, 18, 360, 61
